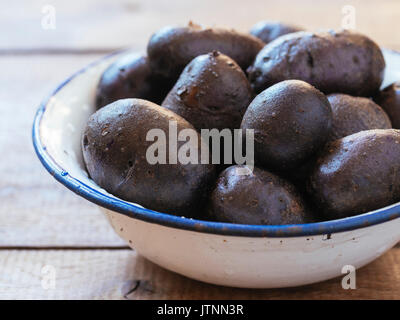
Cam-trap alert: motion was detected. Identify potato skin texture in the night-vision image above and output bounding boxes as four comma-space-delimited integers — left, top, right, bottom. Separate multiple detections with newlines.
328, 94, 391, 141
309, 129, 400, 220
162, 51, 252, 131
95, 54, 171, 109
209, 165, 311, 225
374, 82, 400, 129
250, 21, 303, 44
82, 98, 215, 217
241, 80, 332, 171
147, 24, 264, 81
248, 30, 385, 97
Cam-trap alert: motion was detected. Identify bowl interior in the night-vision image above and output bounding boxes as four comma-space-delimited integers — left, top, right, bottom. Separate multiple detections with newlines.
39, 53, 145, 207
34, 49, 400, 237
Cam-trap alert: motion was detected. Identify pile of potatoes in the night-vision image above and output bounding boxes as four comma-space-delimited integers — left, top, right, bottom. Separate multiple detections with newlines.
82, 21, 400, 225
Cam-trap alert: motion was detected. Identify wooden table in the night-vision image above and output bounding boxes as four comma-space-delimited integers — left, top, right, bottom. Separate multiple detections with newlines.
1, 0, 399, 299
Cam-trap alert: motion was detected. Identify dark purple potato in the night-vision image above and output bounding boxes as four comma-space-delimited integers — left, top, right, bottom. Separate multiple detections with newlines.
248, 30, 385, 97
250, 21, 303, 44
328, 94, 391, 141
162, 51, 252, 131
147, 22, 264, 81
82, 98, 215, 217
241, 80, 332, 171
209, 165, 312, 225
95, 53, 171, 109
285, 156, 318, 186
374, 82, 400, 129
309, 129, 400, 220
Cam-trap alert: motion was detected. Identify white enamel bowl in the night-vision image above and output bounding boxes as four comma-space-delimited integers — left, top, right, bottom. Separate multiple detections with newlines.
33, 49, 400, 288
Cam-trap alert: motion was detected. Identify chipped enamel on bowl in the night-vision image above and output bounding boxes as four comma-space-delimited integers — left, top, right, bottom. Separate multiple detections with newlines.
33, 49, 400, 288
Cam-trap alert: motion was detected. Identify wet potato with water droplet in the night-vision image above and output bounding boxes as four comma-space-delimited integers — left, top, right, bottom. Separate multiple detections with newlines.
147, 22, 265, 82
82, 98, 216, 217
327, 93, 392, 141
162, 51, 253, 131
95, 53, 172, 109
208, 165, 313, 225
374, 82, 400, 129
308, 129, 400, 220
248, 30, 385, 97
241, 80, 332, 171
250, 21, 303, 44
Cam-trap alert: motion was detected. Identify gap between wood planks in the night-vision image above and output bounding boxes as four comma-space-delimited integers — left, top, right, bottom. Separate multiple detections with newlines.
0, 48, 121, 55
0, 246, 130, 250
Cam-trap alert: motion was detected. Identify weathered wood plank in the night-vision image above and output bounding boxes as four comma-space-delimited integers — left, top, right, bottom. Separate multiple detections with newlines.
1, 0, 400, 51
0, 55, 125, 247
0, 248, 398, 299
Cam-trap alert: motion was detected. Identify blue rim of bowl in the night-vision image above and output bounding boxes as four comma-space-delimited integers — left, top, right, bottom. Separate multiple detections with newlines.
32, 49, 400, 238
